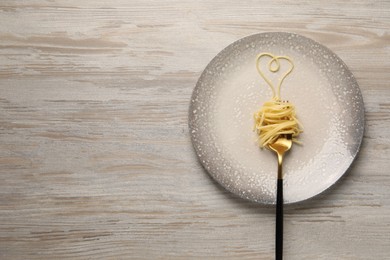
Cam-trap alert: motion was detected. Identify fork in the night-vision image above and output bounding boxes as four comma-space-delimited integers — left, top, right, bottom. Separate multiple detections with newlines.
268, 134, 293, 260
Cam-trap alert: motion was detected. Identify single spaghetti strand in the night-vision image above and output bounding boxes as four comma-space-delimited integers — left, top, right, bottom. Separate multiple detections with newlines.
255, 53, 294, 99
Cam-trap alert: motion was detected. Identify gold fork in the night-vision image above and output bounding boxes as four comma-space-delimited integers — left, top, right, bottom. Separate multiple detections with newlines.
268, 134, 292, 260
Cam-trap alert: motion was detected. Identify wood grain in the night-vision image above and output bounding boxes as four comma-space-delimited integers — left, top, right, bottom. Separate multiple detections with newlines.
0, 1, 389, 259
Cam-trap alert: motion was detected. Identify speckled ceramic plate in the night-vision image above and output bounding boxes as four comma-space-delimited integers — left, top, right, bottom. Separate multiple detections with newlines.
189, 32, 364, 204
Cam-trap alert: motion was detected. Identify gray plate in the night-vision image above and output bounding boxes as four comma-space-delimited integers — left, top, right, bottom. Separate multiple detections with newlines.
189, 32, 364, 204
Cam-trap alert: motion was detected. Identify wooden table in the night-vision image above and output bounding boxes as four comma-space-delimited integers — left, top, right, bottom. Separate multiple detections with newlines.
1, 1, 389, 259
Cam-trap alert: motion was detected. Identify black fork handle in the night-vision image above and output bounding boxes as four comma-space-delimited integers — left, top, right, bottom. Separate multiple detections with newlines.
276, 178, 283, 260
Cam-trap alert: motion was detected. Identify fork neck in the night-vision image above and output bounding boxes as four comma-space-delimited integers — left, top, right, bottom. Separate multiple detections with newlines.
277, 153, 283, 180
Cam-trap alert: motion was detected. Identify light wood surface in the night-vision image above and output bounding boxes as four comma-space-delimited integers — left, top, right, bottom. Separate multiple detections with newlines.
1, 1, 389, 259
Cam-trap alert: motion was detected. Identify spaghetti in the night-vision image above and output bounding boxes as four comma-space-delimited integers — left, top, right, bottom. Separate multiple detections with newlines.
254, 53, 303, 147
